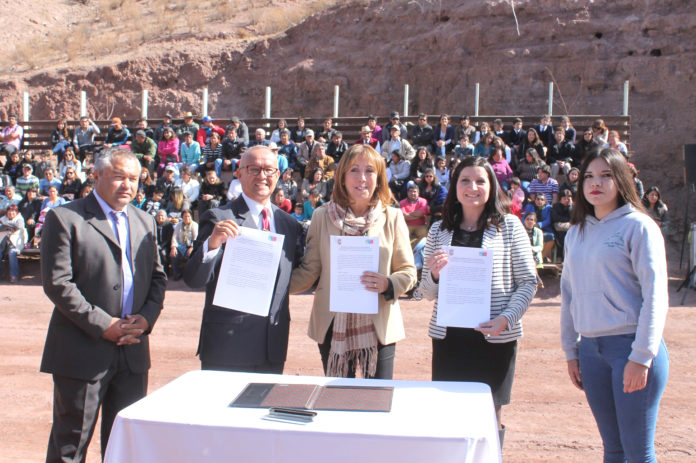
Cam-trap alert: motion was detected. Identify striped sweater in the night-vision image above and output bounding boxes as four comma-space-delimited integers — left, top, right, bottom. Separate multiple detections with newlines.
419, 214, 537, 342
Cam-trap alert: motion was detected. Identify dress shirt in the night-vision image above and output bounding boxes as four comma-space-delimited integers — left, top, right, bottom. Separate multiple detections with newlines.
94, 191, 134, 317
202, 193, 276, 261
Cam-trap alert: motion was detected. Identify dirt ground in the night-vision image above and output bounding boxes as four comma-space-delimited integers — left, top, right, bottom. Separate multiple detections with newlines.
1, 259, 695, 462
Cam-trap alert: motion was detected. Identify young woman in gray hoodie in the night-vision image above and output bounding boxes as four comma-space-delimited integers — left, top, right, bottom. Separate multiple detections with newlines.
561, 148, 669, 463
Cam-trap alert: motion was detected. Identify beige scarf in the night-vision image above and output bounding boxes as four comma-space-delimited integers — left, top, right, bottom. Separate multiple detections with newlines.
326, 200, 382, 377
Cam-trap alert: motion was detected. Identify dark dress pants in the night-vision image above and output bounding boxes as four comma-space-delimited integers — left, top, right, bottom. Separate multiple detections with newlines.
46, 347, 147, 463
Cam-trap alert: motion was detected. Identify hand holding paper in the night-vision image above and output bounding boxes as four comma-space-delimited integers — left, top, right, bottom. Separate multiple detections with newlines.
213, 227, 285, 316
208, 219, 241, 250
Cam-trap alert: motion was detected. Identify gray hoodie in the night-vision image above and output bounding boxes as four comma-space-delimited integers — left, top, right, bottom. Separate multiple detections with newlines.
561, 204, 668, 367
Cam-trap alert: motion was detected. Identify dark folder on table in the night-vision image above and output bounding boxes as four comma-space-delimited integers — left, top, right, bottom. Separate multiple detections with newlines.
230, 383, 394, 412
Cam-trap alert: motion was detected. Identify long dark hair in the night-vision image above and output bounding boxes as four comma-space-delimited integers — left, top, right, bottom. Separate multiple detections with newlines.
642, 186, 666, 211
571, 148, 645, 229
441, 156, 506, 232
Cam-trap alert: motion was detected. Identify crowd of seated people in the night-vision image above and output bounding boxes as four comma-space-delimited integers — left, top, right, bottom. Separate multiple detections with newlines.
0, 111, 669, 282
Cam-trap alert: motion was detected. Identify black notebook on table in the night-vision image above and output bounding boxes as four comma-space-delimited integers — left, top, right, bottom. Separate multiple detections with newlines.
230, 383, 394, 412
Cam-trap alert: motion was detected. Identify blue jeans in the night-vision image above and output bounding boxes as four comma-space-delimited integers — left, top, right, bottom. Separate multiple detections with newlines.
579, 335, 669, 463
52, 140, 70, 155
413, 237, 426, 270
1, 242, 19, 278
171, 244, 190, 277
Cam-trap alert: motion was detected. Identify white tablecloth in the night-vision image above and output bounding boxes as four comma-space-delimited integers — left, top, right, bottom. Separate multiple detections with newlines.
104, 370, 501, 463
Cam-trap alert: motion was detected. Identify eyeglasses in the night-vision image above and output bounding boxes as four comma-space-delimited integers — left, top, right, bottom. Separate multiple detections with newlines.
67, 171, 75, 174
244, 166, 278, 177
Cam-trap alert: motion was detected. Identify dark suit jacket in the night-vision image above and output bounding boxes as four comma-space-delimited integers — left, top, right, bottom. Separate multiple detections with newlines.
183, 196, 304, 367
537, 125, 555, 148
506, 129, 527, 148
40, 193, 167, 381
431, 124, 455, 153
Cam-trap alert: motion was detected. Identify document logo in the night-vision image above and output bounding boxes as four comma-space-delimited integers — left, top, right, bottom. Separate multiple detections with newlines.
268, 236, 278, 242
366, 239, 374, 244
479, 251, 488, 256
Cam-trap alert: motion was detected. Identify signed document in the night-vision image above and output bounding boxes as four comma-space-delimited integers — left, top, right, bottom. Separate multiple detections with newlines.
213, 227, 285, 316
436, 246, 493, 328
329, 236, 379, 314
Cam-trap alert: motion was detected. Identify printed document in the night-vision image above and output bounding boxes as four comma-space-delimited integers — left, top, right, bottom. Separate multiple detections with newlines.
436, 246, 493, 328
329, 236, 379, 314
213, 227, 285, 316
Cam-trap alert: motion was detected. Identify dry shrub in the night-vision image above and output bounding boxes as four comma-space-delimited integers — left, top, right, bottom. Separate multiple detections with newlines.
90, 31, 120, 55
218, 1, 236, 21
236, 27, 252, 39
119, 0, 140, 19
186, 13, 205, 34
13, 36, 47, 71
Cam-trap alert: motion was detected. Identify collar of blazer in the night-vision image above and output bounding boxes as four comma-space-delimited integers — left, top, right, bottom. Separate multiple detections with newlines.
84, 192, 146, 252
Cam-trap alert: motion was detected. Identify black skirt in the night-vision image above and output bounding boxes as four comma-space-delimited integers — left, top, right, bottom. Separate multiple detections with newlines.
432, 327, 517, 406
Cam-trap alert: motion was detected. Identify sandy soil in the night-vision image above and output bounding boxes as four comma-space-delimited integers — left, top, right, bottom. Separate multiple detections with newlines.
1, 260, 695, 462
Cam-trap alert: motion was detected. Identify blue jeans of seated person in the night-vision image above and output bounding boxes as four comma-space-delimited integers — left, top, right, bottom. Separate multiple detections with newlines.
172, 244, 190, 277
0, 241, 19, 278
579, 334, 668, 463
52, 140, 70, 156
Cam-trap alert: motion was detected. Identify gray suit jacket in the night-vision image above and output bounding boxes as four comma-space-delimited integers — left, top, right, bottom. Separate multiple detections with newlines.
40, 193, 167, 381
183, 196, 304, 367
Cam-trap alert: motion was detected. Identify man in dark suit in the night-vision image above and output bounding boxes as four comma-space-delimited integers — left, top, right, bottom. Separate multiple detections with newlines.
184, 145, 304, 373
40, 148, 167, 462
537, 114, 555, 148
506, 117, 527, 158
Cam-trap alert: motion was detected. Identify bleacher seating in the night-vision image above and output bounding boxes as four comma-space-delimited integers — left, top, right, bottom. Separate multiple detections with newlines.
2, 115, 630, 152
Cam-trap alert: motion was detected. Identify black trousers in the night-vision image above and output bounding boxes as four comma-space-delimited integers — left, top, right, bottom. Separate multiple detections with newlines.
46, 347, 147, 463
318, 322, 395, 380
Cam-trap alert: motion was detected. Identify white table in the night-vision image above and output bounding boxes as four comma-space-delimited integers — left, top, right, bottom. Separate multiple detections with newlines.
104, 370, 501, 463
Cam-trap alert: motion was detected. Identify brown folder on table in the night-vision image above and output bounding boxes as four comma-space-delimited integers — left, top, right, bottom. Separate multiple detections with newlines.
230, 383, 394, 412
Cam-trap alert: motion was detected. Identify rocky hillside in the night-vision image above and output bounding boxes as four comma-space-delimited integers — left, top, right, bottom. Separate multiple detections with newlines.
2, 0, 695, 235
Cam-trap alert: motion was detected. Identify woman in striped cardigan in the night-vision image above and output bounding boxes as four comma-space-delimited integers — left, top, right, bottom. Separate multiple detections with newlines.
419, 155, 537, 447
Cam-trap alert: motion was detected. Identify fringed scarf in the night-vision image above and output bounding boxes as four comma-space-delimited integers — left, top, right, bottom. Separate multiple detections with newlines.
325, 200, 382, 378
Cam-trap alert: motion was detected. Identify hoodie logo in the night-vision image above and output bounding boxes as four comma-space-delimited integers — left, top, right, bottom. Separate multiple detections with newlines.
604, 231, 625, 248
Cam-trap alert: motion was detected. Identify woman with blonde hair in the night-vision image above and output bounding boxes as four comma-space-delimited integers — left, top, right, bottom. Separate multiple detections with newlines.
290, 144, 417, 379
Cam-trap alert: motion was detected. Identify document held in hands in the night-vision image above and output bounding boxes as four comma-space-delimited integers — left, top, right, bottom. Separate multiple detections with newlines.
213, 227, 285, 317
436, 246, 493, 328
329, 236, 380, 314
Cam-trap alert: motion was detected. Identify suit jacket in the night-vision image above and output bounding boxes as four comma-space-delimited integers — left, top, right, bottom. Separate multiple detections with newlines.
183, 196, 304, 367
40, 193, 167, 381
431, 124, 455, 153
537, 125, 555, 148
506, 129, 527, 147
289, 205, 417, 345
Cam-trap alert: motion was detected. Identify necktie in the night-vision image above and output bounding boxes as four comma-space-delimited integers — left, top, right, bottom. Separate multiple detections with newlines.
110, 211, 134, 317
261, 208, 271, 231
